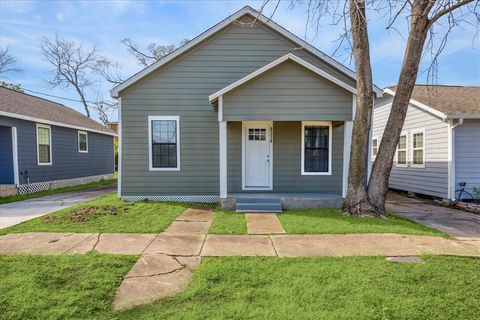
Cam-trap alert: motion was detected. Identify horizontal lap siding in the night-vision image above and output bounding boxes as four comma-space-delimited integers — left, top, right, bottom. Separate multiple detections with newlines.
223, 61, 352, 121
455, 120, 480, 195
227, 121, 343, 193
372, 102, 449, 198
0, 116, 114, 184
120, 19, 353, 196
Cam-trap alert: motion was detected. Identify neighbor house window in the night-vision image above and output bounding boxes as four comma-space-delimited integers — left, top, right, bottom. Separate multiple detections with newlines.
78, 131, 88, 153
396, 133, 407, 167
412, 130, 425, 167
36, 124, 52, 165
148, 116, 180, 171
372, 137, 378, 159
301, 121, 332, 175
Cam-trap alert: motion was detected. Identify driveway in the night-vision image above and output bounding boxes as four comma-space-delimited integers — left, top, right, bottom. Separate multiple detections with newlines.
386, 193, 480, 239
0, 185, 115, 229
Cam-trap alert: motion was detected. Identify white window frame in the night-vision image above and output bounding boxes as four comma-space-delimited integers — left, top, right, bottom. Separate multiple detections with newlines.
148, 116, 180, 171
36, 123, 52, 166
372, 136, 379, 160
78, 131, 88, 153
411, 129, 426, 168
301, 121, 332, 176
395, 131, 408, 168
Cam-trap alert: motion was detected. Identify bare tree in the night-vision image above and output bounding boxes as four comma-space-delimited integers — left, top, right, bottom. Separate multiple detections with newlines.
261, 0, 478, 215
41, 34, 100, 117
0, 46, 21, 76
121, 38, 190, 67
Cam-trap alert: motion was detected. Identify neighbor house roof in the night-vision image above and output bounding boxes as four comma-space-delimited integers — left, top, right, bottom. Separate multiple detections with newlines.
0, 87, 117, 136
110, 6, 383, 98
384, 85, 480, 119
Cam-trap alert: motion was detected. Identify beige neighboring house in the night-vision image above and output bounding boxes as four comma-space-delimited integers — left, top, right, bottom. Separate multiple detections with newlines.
373, 85, 480, 200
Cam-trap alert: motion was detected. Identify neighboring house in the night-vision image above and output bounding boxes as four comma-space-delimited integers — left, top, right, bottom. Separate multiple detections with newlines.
111, 6, 382, 211
373, 85, 480, 201
0, 87, 116, 195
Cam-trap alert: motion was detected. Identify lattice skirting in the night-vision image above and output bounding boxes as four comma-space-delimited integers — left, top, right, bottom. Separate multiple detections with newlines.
18, 174, 114, 194
122, 195, 220, 203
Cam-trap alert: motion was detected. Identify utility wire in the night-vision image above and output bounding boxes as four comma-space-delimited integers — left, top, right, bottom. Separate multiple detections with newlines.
21, 87, 101, 104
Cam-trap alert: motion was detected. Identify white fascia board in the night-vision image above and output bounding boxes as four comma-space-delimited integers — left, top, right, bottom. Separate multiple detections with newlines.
110, 6, 383, 98
209, 53, 357, 102
0, 111, 117, 137
383, 88, 446, 120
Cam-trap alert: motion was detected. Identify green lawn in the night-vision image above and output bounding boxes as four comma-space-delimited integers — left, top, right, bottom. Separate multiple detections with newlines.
0, 193, 189, 235
278, 208, 446, 236
208, 208, 446, 237
0, 178, 116, 205
0, 253, 137, 320
209, 210, 247, 234
1, 255, 478, 319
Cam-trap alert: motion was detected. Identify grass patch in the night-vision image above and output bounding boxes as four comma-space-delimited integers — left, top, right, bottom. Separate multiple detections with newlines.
0, 178, 116, 205
209, 210, 247, 234
278, 208, 446, 237
0, 193, 190, 235
0, 253, 137, 320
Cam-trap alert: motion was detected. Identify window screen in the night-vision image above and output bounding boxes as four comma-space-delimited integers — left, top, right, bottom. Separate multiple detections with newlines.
38, 126, 51, 164
79, 132, 88, 152
304, 126, 329, 172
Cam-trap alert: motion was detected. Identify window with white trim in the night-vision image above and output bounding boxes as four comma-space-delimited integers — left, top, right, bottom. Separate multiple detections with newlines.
412, 130, 425, 167
78, 131, 88, 153
36, 124, 52, 165
396, 133, 407, 167
148, 116, 180, 171
372, 137, 378, 159
301, 122, 331, 175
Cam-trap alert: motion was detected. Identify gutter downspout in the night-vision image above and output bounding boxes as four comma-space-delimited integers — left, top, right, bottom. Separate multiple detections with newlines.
447, 118, 463, 200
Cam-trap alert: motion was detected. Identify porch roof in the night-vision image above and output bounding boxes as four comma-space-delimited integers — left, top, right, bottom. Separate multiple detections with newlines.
209, 53, 358, 111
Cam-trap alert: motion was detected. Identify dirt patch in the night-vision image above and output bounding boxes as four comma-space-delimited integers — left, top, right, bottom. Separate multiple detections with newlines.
42, 205, 129, 224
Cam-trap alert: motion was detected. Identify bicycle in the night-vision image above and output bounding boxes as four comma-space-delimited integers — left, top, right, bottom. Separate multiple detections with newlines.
455, 182, 479, 203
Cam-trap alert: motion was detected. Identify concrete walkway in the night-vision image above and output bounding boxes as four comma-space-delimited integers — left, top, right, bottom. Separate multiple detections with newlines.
386, 194, 480, 238
0, 185, 115, 229
246, 213, 286, 234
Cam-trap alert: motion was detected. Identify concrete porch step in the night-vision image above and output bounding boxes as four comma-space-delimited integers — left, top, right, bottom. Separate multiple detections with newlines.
236, 198, 282, 213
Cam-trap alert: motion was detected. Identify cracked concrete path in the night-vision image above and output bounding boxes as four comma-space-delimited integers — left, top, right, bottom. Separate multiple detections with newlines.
0, 184, 115, 229
246, 213, 286, 235
386, 194, 480, 238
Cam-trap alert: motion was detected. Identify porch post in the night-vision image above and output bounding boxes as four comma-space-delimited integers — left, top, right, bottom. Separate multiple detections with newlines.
11, 127, 19, 186
219, 121, 227, 199
342, 121, 353, 198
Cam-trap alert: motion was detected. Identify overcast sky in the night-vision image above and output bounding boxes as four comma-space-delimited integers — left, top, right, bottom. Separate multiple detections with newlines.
1, 0, 479, 122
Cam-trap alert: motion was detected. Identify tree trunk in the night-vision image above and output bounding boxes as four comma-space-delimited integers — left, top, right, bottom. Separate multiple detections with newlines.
74, 84, 91, 118
341, 0, 375, 215
367, 0, 431, 213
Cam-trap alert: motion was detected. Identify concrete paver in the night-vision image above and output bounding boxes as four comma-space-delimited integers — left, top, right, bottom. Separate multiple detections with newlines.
246, 213, 286, 234
143, 234, 205, 256
0, 232, 93, 254
201, 235, 276, 256
94, 233, 157, 255
0, 185, 115, 229
175, 208, 214, 222
164, 221, 211, 236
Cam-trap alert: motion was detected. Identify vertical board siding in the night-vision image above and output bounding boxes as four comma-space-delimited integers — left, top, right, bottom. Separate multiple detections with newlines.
372, 101, 449, 198
121, 20, 353, 196
227, 121, 343, 193
0, 126, 14, 183
455, 120, 480, 195
0, 116, 114, 184
223, 60, 352, 121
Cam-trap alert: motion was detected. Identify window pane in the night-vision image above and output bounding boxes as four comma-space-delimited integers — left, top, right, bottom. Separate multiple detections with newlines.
398, 150, 406, 164
79, 133, 87, 151
38, 127, 50, 145
151, 119, 177, 168
398, 135, 406, 149
304, 126, 329, 172
413, 133, 423, 148
39, 145, 50, 163
413, 150, 423, 164
372, 139, 377, 148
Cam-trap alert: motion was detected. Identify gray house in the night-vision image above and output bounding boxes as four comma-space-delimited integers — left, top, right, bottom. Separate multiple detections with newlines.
111, 6, 382, 211
0, 87, 116, 196
373, 85, 480, 200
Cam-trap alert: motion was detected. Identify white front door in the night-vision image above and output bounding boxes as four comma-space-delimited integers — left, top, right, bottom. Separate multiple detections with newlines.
244, 123, 272, 189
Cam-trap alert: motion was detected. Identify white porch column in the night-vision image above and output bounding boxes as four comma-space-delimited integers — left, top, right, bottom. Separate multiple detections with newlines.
11, 127, 19, 185
219, 121, 227, 199
342, 121, 353, 198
